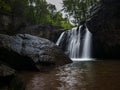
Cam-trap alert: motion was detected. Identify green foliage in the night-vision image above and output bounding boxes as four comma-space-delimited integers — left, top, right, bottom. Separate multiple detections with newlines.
48, 11, 72, 29
0, 0, 27, 15
61, 18, 73, 29
0, 0, 72, 29
62, 0, 100, 25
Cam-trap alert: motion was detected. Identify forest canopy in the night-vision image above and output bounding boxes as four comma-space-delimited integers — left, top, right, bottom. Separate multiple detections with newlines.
0, 0, 72, 30
62, 0, 100, 25
0, 0, 101, 32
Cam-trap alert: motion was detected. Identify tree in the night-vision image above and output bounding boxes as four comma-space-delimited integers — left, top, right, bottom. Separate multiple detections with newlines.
62, 0, 100, 25
47, 4, 56, 24
0, 0, 72, 32
25, 0, 49, 24
0, 0, 28, 32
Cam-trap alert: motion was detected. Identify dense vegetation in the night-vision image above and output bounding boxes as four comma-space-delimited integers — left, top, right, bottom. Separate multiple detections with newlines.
0, 0, 72, 33
0, 0, 101, 34
62, 0, 100, 25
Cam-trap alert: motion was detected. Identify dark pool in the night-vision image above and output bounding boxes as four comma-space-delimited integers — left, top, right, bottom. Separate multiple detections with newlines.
21, 61, 120, 90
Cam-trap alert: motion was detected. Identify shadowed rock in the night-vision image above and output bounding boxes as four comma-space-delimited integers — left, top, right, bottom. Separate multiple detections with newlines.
0, 34, 72, 71
0, 63, 15, 77
87, 0, 120, 59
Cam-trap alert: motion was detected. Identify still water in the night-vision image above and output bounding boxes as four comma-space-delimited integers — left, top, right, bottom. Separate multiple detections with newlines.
21, 61, 120, 90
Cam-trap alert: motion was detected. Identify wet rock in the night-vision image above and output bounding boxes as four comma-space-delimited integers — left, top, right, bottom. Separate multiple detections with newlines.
0, 34, 72, 71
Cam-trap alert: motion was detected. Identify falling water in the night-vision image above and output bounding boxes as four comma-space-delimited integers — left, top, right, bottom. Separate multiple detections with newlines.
81, 27, 92, 58
67, 27, 81, 58
56, 25, 92, 61
56, 32, 65, 46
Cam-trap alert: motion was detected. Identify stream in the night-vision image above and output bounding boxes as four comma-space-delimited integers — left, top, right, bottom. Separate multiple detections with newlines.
20, 61, 120, 90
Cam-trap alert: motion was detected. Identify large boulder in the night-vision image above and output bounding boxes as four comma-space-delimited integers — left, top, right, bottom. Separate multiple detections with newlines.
87, 0, 120, 59
0, 34, 72, 71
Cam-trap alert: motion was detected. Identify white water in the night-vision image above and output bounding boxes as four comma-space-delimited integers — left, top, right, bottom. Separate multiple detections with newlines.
81, 27, 92, 58
67, 27, 81, 58
71, 58, 93, 61
56, 32, 65, 46
56, 25, 93, 61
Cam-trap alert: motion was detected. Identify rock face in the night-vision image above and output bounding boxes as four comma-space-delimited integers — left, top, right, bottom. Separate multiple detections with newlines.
0, 23, 66, 43
0, 34, 72, 70
87, 0, 120, 59
18, 23, 66, 42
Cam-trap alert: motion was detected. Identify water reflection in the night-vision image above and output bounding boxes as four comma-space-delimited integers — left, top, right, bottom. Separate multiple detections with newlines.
56, 62, 90, 90
21, 61, 120, 90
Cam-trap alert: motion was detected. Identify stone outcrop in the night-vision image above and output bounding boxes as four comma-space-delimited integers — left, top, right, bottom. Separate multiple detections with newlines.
0, 34, 72, 71
18, 23, 66, 42
87, 0, 120, 59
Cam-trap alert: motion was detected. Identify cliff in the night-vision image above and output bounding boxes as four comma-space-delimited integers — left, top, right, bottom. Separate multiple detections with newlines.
87, 0, 120, 59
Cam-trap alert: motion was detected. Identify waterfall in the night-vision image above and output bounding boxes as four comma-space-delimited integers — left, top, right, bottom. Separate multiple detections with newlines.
67, 27, 81, 58
81, 27, 92, 58
56, 25, 92, 61
56, 32, 65, 46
